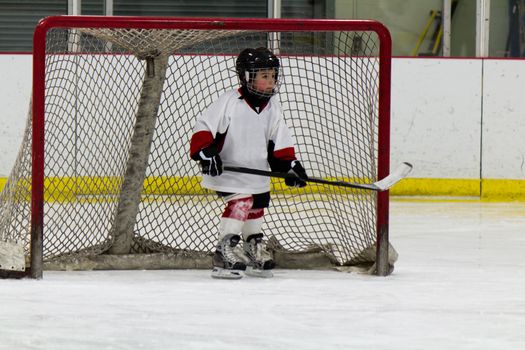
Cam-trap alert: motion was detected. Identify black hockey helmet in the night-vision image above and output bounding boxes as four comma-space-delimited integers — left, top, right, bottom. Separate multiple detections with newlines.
236, 47, 280, 97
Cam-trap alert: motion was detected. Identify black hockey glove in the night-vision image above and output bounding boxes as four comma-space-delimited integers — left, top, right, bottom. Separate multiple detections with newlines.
197, 147, 223, 177
285, 160, 308, 188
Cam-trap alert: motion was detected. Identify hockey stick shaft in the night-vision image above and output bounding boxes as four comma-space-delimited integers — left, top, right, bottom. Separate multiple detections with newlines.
223, 162, 412, 192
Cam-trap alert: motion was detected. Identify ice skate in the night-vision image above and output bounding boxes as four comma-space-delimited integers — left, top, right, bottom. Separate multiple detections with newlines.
243, 233, 275, 278
211, 234, 247, 279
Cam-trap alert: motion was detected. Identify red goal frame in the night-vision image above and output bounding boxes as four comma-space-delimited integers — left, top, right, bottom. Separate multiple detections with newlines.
30, 16, 392, 278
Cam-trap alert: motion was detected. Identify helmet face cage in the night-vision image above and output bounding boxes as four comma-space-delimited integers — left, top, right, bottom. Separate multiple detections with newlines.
244, 67, 281, 98
236, 48, 281, 98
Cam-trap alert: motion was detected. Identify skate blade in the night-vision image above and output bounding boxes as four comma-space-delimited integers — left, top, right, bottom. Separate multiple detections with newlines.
245, 266, 273, 278
211, 267, 244, 280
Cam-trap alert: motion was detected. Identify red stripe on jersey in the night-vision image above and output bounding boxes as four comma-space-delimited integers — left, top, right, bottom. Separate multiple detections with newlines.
190, 131, 213, 158
273, 147, 296, 161
247, 208, 264, 220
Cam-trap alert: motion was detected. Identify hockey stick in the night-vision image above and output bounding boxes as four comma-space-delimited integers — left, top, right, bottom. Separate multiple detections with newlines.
223, 162, 413, 192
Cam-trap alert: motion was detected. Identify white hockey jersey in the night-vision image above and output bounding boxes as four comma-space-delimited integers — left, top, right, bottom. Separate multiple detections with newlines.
190, 89, 296, 194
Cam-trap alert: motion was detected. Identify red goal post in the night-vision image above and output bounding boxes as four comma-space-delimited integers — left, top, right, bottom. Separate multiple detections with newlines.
15, 16, 391, 278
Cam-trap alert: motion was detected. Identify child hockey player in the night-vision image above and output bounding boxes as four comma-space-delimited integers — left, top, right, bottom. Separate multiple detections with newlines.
190, 47, 308, 279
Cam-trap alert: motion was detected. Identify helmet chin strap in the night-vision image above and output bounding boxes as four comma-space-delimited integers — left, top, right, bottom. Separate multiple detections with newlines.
240, 85, 272, 107
246, 83, 274, 99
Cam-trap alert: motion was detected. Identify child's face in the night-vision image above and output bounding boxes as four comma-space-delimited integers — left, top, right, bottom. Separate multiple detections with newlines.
252, 68, 277, 95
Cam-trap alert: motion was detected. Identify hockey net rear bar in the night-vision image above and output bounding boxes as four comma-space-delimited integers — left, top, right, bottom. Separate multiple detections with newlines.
0, 16, 393, 278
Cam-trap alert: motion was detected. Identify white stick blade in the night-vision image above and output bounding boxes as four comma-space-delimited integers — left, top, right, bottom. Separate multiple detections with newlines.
0, 240, 26, 272
374, 162, 413, 191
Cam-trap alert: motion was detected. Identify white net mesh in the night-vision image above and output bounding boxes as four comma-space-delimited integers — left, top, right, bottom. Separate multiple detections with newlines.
0, 21, 391, 273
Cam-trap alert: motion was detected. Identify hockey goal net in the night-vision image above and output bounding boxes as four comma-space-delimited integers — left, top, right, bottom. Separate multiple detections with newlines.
0, 16, 393, 278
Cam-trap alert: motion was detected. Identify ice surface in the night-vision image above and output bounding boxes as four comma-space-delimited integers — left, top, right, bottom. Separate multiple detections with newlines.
1, 200, 524, 349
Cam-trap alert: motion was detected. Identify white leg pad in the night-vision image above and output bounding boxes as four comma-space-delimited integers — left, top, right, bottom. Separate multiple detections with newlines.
241, 217, 264, 240
218, 217, 244, 241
